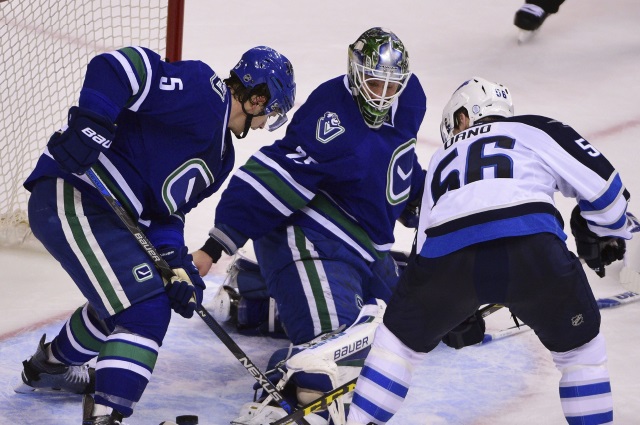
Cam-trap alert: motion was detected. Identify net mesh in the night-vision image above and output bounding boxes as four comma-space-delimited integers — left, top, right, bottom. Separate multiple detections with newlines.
0, 0, 168, 247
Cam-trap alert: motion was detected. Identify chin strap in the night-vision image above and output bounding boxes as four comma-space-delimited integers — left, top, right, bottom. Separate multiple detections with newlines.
237, 95, 263, 139
237, 114, 252, 139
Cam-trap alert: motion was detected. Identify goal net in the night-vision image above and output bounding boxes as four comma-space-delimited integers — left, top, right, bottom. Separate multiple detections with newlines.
0, 0, 182, 248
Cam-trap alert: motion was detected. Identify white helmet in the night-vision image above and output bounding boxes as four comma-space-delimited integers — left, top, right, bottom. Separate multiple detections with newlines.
440, 77, 514, 143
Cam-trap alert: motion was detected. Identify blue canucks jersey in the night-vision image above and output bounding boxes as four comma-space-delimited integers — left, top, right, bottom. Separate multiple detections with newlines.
212, 74, 426, 262
25, 46, 235, 245
417, 115, 632, 257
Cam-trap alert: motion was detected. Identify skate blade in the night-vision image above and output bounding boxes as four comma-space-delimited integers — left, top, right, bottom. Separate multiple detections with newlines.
14, 382, 38, 394
14, 381, 77, 394
517, 29, 537, 44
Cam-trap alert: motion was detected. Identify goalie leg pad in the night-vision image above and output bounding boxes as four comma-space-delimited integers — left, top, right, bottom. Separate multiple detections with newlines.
285, 299, 386, 405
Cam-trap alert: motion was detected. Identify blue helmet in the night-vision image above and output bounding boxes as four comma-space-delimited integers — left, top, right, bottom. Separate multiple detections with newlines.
231, 46, 296, 130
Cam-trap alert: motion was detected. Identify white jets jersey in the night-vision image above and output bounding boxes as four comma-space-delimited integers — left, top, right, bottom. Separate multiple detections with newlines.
417, 115, 631, 258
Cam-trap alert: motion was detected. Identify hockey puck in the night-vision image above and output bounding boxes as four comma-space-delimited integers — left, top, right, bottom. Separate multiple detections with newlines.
176, 415, 199, 425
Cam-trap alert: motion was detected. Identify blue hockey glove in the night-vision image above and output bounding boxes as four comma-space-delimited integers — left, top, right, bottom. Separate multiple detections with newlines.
47, 106, 116, 174
570, 206, 626, 278
159, 246, 206, 318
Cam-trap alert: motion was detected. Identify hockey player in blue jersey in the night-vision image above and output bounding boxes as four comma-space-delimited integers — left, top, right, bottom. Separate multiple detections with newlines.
191, 27, 427, 424
345, 77, 634, 425
17, 45, 295, 424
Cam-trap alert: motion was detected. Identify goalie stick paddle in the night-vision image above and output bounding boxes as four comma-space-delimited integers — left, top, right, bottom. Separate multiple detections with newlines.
84, 168, 309, 425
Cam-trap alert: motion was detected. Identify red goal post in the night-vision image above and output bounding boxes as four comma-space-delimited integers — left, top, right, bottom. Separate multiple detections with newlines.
0, 0, 184, 248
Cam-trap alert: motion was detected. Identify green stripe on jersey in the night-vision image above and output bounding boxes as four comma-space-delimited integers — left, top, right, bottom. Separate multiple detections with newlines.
119, 47, 148, 108
307, 194, 384, 260
244, 159, 309, 210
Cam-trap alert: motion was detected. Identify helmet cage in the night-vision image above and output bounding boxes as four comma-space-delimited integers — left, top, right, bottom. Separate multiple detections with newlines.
348, 28, 411, 129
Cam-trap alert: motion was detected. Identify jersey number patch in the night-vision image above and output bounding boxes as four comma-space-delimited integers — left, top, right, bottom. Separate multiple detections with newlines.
431, 135, 515, 204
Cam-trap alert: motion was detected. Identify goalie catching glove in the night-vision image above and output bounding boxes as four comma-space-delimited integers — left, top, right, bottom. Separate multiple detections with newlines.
159, 246, 205, 318
47, 106, 116, 175
570, 205, 626, 278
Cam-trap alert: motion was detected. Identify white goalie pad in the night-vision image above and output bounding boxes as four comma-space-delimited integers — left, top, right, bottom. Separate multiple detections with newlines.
285, 299, 386, 416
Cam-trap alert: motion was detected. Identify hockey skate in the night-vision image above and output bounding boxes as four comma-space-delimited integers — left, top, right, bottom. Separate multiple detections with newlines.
514, 4, 548, 43
15, 334, 95, 394
82, 394, 125, 425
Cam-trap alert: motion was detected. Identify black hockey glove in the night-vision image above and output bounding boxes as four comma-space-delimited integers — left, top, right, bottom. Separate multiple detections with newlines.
159, 246, 206, 318
47, 106, 116, 175
570, 206, 626, 278
442, 310, 486, 349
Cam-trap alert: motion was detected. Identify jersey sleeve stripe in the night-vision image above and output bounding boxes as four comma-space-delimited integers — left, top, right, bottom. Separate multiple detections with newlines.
107, 50, 140, 96
235, 169, 294, 217
243, 159, 310, 210
253, 151, 315, 200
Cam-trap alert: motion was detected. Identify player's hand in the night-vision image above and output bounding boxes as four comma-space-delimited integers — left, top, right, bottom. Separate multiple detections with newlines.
47, 106, 115, 174
191, 249, 214, 276
159, 246, 206, 318
570, 206, 626, 278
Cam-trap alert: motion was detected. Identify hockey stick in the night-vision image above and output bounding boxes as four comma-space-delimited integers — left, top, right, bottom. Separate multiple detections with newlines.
596, 290, 640, 309
272, 304, 505, 425
84, 168, 308, 425
482, 289, 640, 344
271, 378, 358, 425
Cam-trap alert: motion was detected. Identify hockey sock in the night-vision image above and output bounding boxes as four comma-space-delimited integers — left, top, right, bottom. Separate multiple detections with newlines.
94, 331, 159, 417
551, 333, 613, 424
347, 324, 426, 425
50, 303, 109, 365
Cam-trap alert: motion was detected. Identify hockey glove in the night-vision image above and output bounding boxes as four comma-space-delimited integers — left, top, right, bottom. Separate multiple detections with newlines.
570, 206, 626, 278
441, 310, 486, 349
159, 246, 206, 318
47, 106, 116, 174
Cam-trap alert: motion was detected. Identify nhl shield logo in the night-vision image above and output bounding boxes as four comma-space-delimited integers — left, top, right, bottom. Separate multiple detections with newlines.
571, 314, 584, 327
316, 111, 345, 143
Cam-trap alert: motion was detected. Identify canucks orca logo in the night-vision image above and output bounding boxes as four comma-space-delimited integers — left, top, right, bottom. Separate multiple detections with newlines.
387, 139, 417, 205
162, 159, 214, 213
316, 112, 345, 143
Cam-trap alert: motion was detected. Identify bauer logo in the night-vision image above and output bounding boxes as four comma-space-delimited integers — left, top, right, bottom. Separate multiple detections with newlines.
81, 127, 112, 148
333, 336, 369, 361
133, 264, 153, 282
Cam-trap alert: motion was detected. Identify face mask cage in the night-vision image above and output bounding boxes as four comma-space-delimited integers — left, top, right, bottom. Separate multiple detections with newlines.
351, 61, 411, 113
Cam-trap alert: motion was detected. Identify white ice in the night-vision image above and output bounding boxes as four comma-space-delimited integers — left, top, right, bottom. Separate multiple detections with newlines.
1, 0, 640, 424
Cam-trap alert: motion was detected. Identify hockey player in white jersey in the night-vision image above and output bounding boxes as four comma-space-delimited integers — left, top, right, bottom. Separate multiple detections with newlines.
345, 77, 633, 425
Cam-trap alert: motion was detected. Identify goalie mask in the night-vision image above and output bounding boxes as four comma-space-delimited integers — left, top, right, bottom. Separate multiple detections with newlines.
440, 77, 514, 143
348, 27, 411, 129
